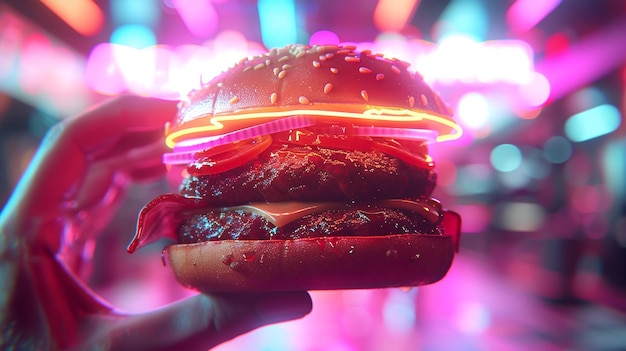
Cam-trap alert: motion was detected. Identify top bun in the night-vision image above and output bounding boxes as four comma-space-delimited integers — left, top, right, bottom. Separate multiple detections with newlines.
167, 44, 460, 146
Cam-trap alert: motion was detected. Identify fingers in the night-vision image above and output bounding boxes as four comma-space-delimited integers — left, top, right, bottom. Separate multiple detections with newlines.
66, 95, 177, 150
101, 292, 312, 351
3, 96, 176, 236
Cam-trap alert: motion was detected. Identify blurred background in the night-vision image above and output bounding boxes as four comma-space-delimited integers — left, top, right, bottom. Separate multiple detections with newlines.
1, 0, 626, 350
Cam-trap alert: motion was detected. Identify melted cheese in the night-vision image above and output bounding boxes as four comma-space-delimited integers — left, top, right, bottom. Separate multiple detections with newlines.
227, 199, 441, 227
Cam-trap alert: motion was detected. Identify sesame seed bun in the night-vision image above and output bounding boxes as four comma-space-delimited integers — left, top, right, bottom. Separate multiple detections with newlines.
166, 44, 460, 147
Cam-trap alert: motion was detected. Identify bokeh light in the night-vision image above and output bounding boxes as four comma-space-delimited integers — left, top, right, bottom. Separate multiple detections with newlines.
258, 0, 298, 48
495, 202, 546, 232
564, 104, 621, 142
490, 144, 522, 172
110, 24, 156, 48
518, 72, 551, 107
309, 30, 340, 46
543, 136, 573, 164
457, 92, 489, 130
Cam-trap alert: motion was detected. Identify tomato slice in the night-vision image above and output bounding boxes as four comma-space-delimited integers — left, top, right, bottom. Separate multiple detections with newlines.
187, 135, 273, 176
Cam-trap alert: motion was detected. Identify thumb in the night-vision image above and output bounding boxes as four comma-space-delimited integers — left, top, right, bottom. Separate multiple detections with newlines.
100, 291, 312, 351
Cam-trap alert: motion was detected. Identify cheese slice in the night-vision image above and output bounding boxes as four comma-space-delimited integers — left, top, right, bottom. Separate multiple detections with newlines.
228, 199, 442, 227
129, 194, 443, 253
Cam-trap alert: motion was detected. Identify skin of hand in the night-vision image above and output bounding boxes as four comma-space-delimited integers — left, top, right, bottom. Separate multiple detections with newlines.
0, 95, 312, 350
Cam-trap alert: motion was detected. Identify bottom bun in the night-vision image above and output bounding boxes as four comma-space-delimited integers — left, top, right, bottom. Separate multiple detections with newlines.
165, 234, 455, 292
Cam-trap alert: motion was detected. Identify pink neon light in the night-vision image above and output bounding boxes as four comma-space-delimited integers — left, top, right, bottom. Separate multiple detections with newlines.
506, 0, 562, 33
536, 19, 626, 102
84, 43, 128, 95
309, 30, 340, 46
172, 0, 218, 37
164, 115, 316, 164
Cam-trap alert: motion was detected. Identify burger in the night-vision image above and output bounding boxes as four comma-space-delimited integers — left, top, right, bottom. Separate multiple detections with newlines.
127, 44, 462, 292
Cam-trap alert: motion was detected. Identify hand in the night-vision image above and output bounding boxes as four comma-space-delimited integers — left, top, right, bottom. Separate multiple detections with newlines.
0, 95, 312, 350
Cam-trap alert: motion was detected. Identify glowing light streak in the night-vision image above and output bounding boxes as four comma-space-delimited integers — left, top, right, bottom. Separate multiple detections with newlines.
536, 19, 626, 102
258, 0, 298, 49
564, 104, 621, 143
373, 0, 419, 33
165, 108, 462, 148
40, 0, 104, 36
506, 0, 561, 33
172, 0, 218, 37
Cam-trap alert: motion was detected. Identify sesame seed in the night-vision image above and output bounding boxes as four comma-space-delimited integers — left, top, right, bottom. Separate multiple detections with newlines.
273, 67, 280, 76
323, 83, 333, 94
376, 73, 385, 81
278, 55, 290, 62
295, 51, 306, 59
345, 56, 360, 63
282, 64, 293, 70
254, 63, 266, 70
325, 53, 334, 59
243, 66, 252, 72
229, 96, 239, 105
391, 66, 401, 74
270, 92, 278, 105
420, 94, 428, 106
409, 96, 415, 108
278, 70, 286, 79
360, 90, 369, 101
319, 55, 327, 62
359, 67, 372, 74
337, 49, 350, 55
312, 60, 321, 68
298, 96, 310, 105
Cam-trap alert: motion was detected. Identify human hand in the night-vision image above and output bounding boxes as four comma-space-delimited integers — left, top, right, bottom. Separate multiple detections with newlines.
0, 95, 312, 350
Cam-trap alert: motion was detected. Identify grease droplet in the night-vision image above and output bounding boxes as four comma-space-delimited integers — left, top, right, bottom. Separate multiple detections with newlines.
386, 249, 398, 258
221, 252, 234, 266
348, 245, 355, 254
243, 251, 256, 262
409, 253, 421, 262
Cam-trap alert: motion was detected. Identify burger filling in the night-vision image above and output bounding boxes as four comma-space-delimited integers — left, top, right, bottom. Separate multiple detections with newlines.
128, 128, 449, 253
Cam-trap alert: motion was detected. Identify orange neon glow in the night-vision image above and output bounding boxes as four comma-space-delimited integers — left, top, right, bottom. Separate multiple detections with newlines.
166, 107, 462, 148
373, 0, 420, 32
40, 0, 104, 36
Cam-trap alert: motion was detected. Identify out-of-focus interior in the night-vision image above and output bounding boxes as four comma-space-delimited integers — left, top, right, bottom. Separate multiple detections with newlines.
1, 0, 625, 350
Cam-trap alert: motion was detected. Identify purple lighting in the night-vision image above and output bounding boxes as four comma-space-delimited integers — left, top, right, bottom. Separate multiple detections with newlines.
536, 18, 626, 102
506, 0, 562, 33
